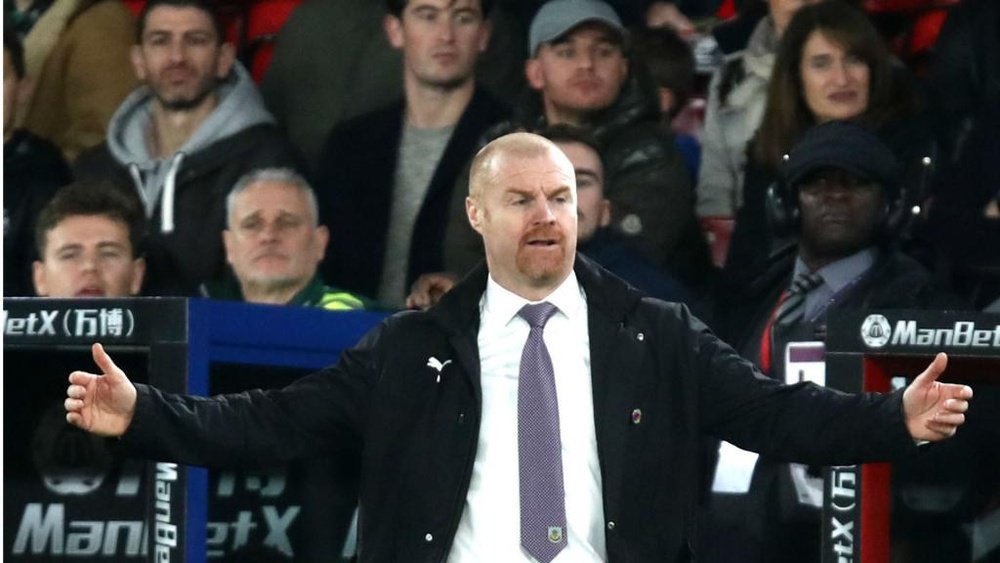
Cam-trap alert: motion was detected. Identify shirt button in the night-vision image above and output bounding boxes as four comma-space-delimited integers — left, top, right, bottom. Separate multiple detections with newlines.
631, 409, 642, 424
607, 521, 616, 530
425, 533, 433, 542
636, 332, 645, 341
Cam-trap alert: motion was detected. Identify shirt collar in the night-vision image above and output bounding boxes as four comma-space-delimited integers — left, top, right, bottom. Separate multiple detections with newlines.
794, 247, 877, 294
481, 271, 586, 330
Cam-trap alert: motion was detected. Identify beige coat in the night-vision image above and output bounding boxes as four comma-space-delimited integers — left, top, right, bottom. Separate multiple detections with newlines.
19, 0, 138, 162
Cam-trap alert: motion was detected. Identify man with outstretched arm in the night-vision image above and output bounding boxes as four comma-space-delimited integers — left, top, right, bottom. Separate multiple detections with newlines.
66, 132, 972, 563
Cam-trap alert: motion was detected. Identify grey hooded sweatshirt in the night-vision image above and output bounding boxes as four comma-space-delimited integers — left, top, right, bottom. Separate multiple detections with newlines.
75, 62, 302, 295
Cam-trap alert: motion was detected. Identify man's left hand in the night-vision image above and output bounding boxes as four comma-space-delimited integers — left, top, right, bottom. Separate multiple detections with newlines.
903, 353, 974, 441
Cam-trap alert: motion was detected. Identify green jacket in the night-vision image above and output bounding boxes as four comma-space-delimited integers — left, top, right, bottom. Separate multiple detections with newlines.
202, 275, 369, 311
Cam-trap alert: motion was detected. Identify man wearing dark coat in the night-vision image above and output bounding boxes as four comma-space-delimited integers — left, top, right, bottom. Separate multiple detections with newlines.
705, 121, 968, 563
65, 132, 973, 563
314, 0, 508, 307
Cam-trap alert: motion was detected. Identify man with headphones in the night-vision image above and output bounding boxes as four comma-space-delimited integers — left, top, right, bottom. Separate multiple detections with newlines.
702, 120, 966, 563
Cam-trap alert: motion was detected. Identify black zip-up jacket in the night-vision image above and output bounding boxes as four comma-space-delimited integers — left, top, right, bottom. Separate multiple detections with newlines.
122, 254, 918, 562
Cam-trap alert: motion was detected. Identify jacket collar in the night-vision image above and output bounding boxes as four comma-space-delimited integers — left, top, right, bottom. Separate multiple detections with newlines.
426, 253, 644, 335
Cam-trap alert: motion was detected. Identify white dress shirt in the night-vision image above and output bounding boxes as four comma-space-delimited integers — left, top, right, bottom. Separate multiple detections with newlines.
447, 272, 607, 563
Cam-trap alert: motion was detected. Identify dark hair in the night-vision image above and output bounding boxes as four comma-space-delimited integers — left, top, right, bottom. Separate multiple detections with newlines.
137, 0, 225, 44
751, 0, 915, 171
631, 27, 695, 119
3, 27, 25, 79
35, 181, 148, 258
385, 0, 492, 18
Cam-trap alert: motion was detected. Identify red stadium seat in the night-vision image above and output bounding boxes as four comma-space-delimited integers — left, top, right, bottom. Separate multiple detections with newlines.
123, 0, 146, 18
244, 0, 301, 83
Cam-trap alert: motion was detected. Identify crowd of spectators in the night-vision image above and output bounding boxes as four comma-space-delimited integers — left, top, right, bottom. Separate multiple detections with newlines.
3, 0, 998, 560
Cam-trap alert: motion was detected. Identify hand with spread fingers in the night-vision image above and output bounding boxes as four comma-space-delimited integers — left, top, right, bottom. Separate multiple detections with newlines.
65, 343, 137, 437
903, 353, 974, 441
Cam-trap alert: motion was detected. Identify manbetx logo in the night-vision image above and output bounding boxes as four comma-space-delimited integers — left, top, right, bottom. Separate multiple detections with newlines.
861, 315, 1000, 349
2, 308, 135, 338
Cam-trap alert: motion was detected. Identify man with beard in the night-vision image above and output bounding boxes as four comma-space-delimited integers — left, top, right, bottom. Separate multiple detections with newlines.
705, 121, 965, 562
66, 132, 973, 563
444, 0, 710, 290
201, 168, 369, 310
406, 125, 699, 311
74, 0, 301, 296
314, 0, 508, 308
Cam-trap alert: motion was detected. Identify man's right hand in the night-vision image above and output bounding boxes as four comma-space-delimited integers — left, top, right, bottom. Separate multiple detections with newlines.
65, 343, 137, 437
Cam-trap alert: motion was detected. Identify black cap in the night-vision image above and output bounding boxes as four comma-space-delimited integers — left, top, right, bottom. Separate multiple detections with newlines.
784, 121, 902, 192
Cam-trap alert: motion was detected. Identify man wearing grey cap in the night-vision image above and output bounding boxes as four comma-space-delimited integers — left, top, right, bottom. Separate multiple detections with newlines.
705, 120, 966, 562
445, 0, 711, 291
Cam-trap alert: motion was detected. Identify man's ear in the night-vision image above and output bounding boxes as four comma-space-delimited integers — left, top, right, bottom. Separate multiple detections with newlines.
130, 258, 146, 296
32, 260, 48, 296
477, 19, 492, 53
466, 197, 484, 234
385, 15, 404, 49
314, 225, 330, 258
657, 87, 675, 118
130, 45, 147, 81
599, 198, 611, 228
216, 42, 237, 79
525, 57, 544, 91
222, 229, 235, 265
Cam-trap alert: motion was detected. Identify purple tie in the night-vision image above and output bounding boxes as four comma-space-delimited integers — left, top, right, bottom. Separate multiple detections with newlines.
517, 302, 567, 563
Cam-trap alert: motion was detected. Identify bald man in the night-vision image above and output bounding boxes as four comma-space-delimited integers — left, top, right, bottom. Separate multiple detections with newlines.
66, 132, 972, 563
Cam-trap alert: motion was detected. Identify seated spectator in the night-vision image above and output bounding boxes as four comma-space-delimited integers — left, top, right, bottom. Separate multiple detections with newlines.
32, 180, 146, 298
261, 0, 526, 168
924, 0, 999, 169
925, 105, 1000, 310
445, 0, 711, 288
408, 125, 703, 311
4, 29, 71, 296
203, 168, 369, 310
704, 120, 963, 563
631, 25, 700, 181
315, 0, 507, 308
73, 0, 302, 297
694, 0, 832, 248
724, 0, 929, 291
920, 0, 999, 309
8, 0, 137, 162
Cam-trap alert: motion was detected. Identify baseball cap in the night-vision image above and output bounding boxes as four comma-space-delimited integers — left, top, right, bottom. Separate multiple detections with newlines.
528, 0, 626, 56
785, 121, 902, 191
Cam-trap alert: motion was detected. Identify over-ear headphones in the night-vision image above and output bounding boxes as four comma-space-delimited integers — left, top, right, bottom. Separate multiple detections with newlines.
765, 176, 797, 238
765, 158, 912, 241
766, 120, 926, 243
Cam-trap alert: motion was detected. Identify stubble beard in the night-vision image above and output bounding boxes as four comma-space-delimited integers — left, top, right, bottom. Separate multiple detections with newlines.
153, 76, 219, 112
